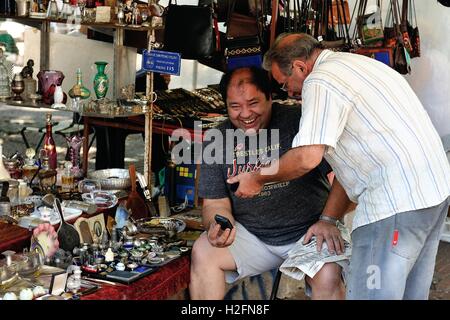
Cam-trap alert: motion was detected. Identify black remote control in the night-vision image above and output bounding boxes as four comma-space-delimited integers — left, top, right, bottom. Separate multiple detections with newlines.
214, 214, 233, 230
229, 182, 239, 193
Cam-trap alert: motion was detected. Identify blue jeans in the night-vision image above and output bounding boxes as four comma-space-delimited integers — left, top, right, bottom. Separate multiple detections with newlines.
347, 197, 449, 300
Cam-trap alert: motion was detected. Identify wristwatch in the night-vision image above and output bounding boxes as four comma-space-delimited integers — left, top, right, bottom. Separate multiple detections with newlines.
319, 214, 339, 226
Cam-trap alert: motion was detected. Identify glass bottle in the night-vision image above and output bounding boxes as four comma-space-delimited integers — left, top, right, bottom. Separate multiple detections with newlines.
38, 149, 57, 192
0, 139, 11, 180
18, 179, 28, 204
43, 113, 57, 170
68, 68, 91, 100
22, 148, 38, 184
0, 48, 11, 100
46, 0, 59, 18
61, 161, 74, 192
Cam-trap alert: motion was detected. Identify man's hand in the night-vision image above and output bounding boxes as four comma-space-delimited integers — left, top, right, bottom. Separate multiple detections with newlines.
227, 171, 263, 198
207, 222, 236, 247
303, 221, 345, 255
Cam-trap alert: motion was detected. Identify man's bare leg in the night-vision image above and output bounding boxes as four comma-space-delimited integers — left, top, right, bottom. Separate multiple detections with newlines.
306, 262, 345, 300
190, 233, 237, 299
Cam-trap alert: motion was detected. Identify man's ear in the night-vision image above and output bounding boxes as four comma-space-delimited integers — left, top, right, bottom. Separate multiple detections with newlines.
292, 60, 308, 74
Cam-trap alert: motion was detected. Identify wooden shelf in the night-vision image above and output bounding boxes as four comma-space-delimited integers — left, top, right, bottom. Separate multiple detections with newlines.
0, 14, 163, 31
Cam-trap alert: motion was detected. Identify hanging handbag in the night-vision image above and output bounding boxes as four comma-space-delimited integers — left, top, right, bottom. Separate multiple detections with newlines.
400, 0, 413, 54
352, 47, 394, 67
383, 3, 396, 48
163, 0, 216, 60
391, 0, 411, 74
315, 0, 352, 52
224, 0, 265, 70
407, 0, 420, 58
355, 0, 384, 46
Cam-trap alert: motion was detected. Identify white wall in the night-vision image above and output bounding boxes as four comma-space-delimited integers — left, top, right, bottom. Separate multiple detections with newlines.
24, 29, 137, 100
403, 1, 450, 137
348, 0, 450, 137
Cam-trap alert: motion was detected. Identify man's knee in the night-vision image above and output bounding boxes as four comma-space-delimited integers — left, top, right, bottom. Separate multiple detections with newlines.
191, 233, 211, 268
308, 263, 343, 292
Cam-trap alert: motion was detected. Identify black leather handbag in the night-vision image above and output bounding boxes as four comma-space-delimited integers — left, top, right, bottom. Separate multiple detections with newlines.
163, 1, 215, 60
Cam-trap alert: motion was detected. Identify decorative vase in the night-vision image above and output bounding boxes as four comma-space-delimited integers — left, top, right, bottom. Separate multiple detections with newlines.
93, 61, 109, 100
68, 68, 90, 100
66, 135, 84, 178
11, 73, 25, 101
37, 70, 65, 105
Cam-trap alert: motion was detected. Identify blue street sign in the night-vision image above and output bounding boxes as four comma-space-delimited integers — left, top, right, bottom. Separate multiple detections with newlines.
142, 50, 181, 76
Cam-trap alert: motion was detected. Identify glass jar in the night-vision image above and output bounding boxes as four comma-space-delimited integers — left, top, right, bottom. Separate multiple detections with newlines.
18, 179, 28, 204
3, 159, 22, 180
61, 161, 74, 192
22, 158, 38, 184
0, 179, 19, 206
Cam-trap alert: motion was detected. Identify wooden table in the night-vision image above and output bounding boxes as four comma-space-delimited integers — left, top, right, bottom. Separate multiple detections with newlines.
0, 220, 191, 300
81, 255, 190, 300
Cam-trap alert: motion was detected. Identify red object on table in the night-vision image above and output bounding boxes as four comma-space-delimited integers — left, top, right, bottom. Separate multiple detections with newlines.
81, 255, 191, 300
0, 222, 32, 254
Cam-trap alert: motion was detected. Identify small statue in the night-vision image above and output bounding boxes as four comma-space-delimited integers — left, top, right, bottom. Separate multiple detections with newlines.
116, 3, 125, 26
124, 0, 133, 24
20, 59, 34, 79
131, 2, 139, 25
31, 0, 39, 13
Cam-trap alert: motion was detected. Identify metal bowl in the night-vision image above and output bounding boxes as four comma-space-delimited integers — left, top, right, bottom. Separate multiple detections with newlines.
87, 168, 130, 190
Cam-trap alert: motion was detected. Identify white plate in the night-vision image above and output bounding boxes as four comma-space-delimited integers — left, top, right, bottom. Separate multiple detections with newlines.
19, 207, 83, 228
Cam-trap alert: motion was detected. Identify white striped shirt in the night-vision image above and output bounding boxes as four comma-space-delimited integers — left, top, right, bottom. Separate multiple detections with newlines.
292, 50, 450, 231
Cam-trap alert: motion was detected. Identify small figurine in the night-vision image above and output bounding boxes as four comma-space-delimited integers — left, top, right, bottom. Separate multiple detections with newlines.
116, 3, 125, 26
31, 0, 39, 13
20, 59, 34, 79
131, 2, 139, 26
124, 0, 133, 24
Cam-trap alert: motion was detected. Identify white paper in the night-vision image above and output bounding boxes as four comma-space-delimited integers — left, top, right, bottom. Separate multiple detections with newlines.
280, 222, 352, 280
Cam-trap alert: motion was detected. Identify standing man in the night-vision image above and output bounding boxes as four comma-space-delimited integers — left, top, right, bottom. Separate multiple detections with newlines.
228, 33, 450, 300
190, 67, 349, 300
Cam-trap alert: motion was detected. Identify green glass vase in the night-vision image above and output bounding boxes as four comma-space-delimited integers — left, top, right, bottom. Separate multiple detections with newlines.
93, 61, 109, 99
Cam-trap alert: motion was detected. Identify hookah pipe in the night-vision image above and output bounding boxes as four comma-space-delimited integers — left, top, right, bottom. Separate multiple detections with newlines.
29, 158, 42, 189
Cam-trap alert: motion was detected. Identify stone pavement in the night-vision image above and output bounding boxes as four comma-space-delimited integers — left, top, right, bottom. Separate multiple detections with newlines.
0, 105, 449, 300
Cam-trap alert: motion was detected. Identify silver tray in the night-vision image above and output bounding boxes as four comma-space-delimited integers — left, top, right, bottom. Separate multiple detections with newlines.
87, 168, 131, 190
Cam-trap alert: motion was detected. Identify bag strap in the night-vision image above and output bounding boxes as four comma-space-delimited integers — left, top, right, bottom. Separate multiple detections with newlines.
409, 0, 418, 28
401, 0, 408, 32
335, 0, 352, 45
391, 0, 404, 45
269, 0, 279, 46
385, 0, 393, 28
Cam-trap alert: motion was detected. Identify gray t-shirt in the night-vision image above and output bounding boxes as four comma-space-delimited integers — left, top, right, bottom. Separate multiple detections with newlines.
198, 104, 331, 245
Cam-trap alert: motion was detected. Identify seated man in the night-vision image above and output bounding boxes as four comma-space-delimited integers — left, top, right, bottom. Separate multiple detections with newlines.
190, 66, 348, 300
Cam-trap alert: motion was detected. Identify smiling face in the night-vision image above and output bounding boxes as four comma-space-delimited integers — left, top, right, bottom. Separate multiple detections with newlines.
226, 69, 272, 135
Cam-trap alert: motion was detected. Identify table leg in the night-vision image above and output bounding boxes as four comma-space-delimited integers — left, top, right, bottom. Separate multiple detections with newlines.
83, 117, 90, 177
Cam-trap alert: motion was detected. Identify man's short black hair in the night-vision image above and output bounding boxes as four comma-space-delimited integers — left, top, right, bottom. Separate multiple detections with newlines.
219, 66, 272, 103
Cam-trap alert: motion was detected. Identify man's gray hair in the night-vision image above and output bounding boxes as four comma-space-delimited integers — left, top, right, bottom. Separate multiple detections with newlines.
262, 33, 323, 75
